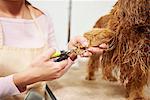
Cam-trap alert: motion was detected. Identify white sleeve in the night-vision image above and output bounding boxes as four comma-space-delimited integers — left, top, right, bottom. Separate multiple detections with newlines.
0, 75, 20, 98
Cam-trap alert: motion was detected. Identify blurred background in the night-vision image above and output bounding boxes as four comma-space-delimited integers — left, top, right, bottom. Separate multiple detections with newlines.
27, 1, 150, 100
28, 0, 116, 49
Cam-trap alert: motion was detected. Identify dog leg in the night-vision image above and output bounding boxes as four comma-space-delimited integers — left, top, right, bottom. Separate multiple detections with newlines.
126, 85, 146, 100
120, 66, 149, 100
86, 54, 100, 80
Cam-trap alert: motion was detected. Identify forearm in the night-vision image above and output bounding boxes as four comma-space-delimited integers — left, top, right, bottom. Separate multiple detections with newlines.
13, 69, 41, 92
13, 50, 75, 93
0, 70, 38, 97
0, 75, 20, 97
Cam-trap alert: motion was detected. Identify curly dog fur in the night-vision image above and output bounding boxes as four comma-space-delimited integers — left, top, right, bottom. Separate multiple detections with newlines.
83, 0, 150, 100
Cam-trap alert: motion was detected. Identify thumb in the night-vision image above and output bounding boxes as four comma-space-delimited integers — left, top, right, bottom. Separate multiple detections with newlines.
56, 58, 74, 74
76, 36, 89, 47
39, 48, 56, 61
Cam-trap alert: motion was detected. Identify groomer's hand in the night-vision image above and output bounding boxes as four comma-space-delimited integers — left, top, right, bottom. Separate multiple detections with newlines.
13, 48, 73, 92
84, 43, 108, 56
30, 48, 73, 80
68, 36, 108, 57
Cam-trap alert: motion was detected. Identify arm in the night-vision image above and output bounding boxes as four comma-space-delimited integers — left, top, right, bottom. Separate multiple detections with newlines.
0, 49, 74, 98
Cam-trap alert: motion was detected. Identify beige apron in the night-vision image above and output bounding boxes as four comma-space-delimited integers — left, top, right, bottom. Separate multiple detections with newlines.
0, 6, 48, 100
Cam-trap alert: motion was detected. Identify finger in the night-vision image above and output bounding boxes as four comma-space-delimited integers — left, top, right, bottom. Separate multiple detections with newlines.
74, 36, 89, 47
88, 47, 104, 54
68, 42, 77, 50
39, 48, 56, 61
54, 59, 68, 70
45, 59, 68, 74
50, 59, 73, 79
82, 51, 92, 57
56, 58, 73, 76
99, 43, 108, 49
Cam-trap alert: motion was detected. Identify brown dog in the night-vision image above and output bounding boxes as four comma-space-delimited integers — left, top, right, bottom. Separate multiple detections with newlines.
78, 0, 150, 100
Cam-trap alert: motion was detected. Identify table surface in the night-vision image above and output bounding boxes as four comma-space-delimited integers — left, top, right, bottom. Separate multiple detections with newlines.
47, 59, 150, 100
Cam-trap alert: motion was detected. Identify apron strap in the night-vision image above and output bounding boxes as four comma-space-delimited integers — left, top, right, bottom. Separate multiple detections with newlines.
27, 5, 46, 43
0, 5, 47, 48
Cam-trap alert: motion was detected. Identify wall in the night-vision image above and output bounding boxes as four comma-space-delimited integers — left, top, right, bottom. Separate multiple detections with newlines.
28, 0, 116, 49
71, 0, 116, 38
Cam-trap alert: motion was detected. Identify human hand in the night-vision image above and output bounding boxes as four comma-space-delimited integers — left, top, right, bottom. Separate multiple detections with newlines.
13, 48, 73, 92
82, 43, 108, 57
30, 48, 73, 81
68, 36, 89, 50
68, 36, 108, 57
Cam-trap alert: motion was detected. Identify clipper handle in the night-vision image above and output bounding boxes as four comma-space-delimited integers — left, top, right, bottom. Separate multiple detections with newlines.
54, 52, 77, 62
52, 50, 77, 62
54, 54, 69, 62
